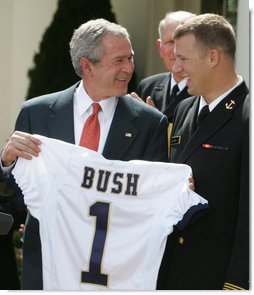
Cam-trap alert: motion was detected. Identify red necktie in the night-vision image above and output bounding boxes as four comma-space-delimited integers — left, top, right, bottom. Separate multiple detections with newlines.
79, 103, 101, 151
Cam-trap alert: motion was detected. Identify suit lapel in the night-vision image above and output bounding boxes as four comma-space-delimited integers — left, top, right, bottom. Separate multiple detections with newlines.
178, 104, 231, 163
179, 97, 199, 139
178, 82, 249, 163
102, 95, 139, 160
160, 74, 171, 113
152, 73, 171, 112
164, 85, 190, 120
48, 83, 79, 144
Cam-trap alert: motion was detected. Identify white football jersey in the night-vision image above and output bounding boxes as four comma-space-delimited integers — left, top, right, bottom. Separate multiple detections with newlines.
12, 135, 208, 290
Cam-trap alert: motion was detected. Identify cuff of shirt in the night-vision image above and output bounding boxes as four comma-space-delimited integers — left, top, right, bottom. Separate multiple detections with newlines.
0, 151, 16, 175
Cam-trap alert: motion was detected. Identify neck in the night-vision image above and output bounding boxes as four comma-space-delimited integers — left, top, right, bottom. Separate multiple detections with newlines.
82, 79, 107, 101
203, 69, 240, 104
173, 73, 184, 83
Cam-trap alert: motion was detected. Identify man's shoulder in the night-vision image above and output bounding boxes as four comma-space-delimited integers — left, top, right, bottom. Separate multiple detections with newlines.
119, 95, 166, 120
177, 95, 196, 110
172, 95, 197, 122
22, 82, 79, 108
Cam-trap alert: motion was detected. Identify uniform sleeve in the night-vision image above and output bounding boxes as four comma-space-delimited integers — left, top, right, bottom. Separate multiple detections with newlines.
223, 111, 249, 290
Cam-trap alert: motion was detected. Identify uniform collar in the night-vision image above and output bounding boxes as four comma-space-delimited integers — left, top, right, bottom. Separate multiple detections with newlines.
199, 76, 243, 113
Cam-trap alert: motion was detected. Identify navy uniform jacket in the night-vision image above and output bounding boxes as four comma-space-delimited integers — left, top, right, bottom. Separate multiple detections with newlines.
136, 72, 190, 122
157, 81, 249, 290
6, 82, 168, 289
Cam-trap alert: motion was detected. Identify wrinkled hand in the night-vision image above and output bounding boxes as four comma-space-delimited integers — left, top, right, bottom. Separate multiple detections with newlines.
129, 91, 143, 102
145, 96, 156, 108
189, 176, 195, 191
129, 92, 156, 109
1, 131, 42, 167
18, 223, 25, 234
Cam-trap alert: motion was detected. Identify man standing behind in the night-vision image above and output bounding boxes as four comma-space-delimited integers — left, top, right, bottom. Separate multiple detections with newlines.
0, 19, 168, 289
158, 13, 249, 290
131, 11, 195, 122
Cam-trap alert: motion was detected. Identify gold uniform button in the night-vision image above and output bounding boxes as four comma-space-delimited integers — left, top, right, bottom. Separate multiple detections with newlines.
179, 237, 184, 245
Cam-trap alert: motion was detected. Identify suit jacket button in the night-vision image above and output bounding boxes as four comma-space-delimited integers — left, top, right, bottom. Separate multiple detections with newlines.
179, 237, 184, 245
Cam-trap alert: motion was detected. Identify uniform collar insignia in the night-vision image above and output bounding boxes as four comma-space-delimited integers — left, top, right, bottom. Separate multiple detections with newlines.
225, 100, 236, 110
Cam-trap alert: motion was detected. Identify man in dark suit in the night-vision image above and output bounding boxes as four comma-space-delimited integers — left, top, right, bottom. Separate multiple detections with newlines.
157, 14, 249, 290
0, 19, 168, 289
0, 176, 25, 289
131, 11, 195, 122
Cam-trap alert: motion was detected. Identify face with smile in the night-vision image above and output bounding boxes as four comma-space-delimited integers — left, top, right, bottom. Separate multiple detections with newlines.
173, 33, 211, 96
157, 20, 180, 72
83, 34, 134, 100
157, 19, 189, 82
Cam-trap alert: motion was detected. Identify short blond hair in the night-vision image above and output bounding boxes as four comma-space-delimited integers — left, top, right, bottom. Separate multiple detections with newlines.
174, 13, 236, 60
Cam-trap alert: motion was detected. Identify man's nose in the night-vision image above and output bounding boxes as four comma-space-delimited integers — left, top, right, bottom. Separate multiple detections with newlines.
172, 60, 182, 74
125, 60, 135, 73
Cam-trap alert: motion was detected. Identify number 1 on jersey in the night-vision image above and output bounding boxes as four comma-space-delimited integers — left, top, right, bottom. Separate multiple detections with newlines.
81, 201, 110, 286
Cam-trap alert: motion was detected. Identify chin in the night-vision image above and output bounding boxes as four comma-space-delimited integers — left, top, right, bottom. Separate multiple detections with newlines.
118, 87, 128, 96
187, 87, 196, 96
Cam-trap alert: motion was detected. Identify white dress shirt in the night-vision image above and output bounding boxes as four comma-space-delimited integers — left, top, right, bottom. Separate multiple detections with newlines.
73, 81, 118, 153
170, 76, 188, 95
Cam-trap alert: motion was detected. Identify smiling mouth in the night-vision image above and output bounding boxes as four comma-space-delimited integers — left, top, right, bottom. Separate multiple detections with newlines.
116, 77, 129, 83
186, 77, 191, 86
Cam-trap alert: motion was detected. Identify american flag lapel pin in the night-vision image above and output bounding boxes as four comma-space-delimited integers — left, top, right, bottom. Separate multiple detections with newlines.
125, 132, 132, 138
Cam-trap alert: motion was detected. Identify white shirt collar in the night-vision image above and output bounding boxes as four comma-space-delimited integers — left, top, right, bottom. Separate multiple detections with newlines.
199, 76, 243, 113
74, 81, 117, 119
170, 76, 188, 94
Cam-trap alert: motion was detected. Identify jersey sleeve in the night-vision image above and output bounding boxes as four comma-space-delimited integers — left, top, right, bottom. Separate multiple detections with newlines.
11, 134, 71, 217
159, 163, 209, 235
173, 181, 209, 231
130, 161, 209, 235
12, 150, 53, 218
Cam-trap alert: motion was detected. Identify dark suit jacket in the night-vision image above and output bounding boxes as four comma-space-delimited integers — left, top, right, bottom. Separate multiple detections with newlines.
136, 72, 190, 122
10, 82, 168, 289
157, 81, 249, 290
0, 176, 25, 289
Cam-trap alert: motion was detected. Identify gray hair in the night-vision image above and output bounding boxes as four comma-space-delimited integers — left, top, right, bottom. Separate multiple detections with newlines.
158, 11, 196, 38
70, 18, 130, 77
174, 13, 236, 60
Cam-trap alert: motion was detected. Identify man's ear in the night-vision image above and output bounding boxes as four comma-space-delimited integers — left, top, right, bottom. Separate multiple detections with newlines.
157, 39, 163, 57
209, 49, 220, 68
157, 38, 162, 50
80, 57, 93, 74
